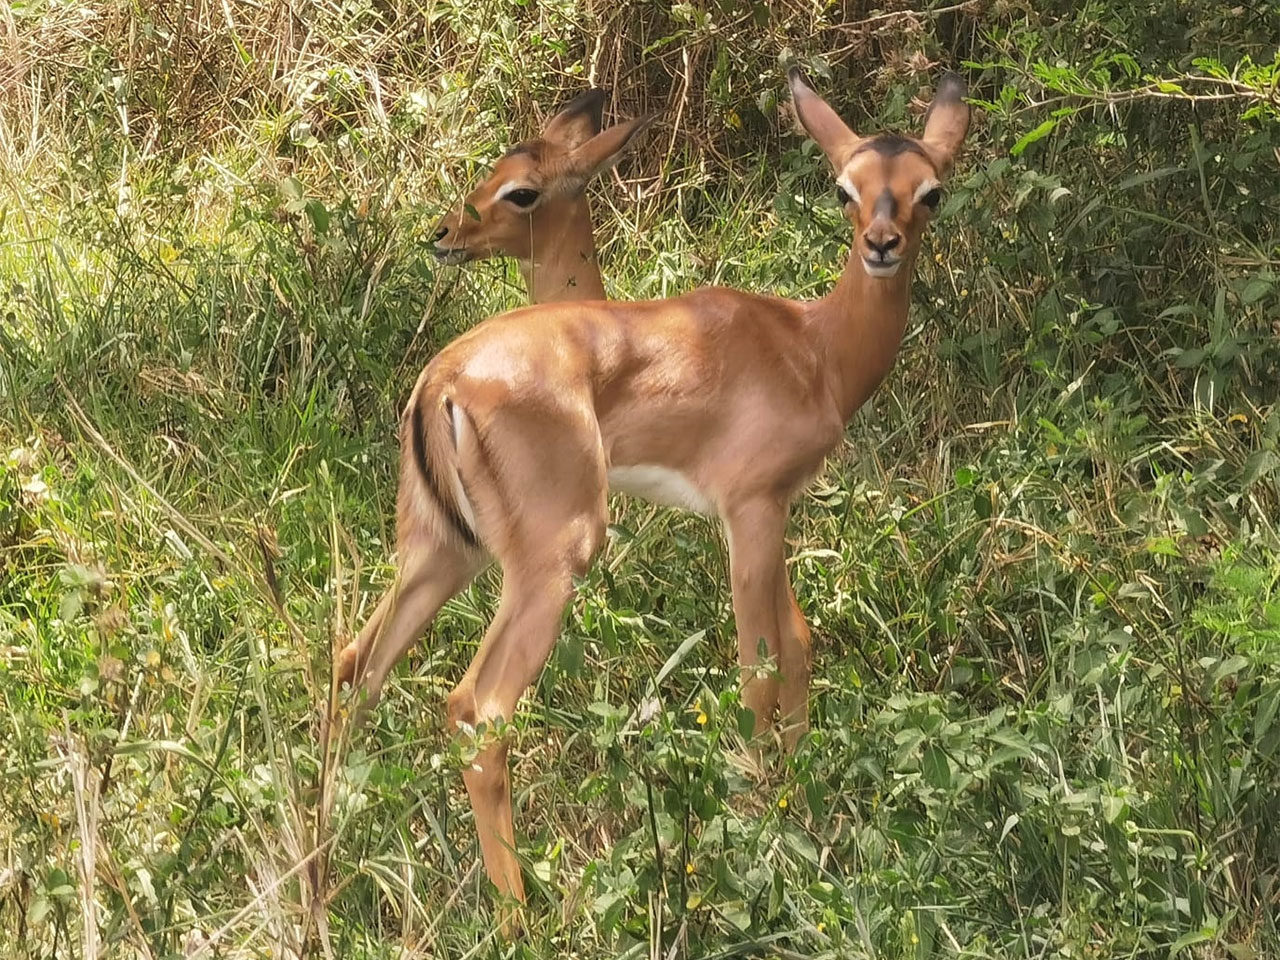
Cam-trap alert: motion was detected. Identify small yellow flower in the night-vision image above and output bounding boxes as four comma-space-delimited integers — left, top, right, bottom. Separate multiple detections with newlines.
934, 252, 943, 263
696, 711, 707, 725
777, 794, 788, 810
685, 861, 695, 875
817, 922, 826, 934
960, 288, 969, 298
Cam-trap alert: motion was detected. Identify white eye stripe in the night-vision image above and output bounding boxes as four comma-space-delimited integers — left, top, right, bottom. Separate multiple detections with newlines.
913, 179, 941, 203
837, 177, 861, 205
496, 183, 540, 201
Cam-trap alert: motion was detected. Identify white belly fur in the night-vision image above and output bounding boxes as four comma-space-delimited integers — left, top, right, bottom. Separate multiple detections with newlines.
607, 465, 714, 515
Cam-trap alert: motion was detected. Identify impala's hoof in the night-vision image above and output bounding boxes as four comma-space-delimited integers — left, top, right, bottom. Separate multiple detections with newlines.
495, 900, 525, 939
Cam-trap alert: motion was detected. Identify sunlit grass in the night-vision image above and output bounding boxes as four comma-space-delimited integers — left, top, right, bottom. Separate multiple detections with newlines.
2, 2, 1279, 958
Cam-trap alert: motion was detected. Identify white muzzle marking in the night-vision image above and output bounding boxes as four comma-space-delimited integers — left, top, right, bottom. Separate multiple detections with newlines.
862, 257, 902, 278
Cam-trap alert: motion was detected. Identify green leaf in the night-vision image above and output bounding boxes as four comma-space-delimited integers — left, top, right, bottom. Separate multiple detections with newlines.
1011, 119, 1057, 156
1146, 537, 1182, 557
893, 727, 926, 768
59, 589, 84, 622
1211, 655, 1250, 685
1226, 943, 1261, 960
973, 487, 993, 521
1254, 685, 1280, 742
922, 745, 951, 789
1242, 449, 1280, 486
654, 630, 705, 687
1101, 793, 1125, 824
1174, 347, 1207, 369
557, 634, 584, 677
999, 813, 1020, 843
304, 199, 330, 234
1239, 277, 1273, 304
1168, 926, 1214, 957
768, 867, 784, 919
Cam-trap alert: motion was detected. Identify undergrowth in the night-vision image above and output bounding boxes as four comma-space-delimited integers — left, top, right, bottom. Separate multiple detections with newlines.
1, 1, 1278, 957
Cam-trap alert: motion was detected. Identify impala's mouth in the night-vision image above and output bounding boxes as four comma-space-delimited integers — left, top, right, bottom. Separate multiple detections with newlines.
861, 255, 902, 278
433, 246, 473, 266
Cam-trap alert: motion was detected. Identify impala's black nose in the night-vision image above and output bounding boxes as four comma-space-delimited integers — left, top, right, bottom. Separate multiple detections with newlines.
432, 224, 449, 243
864, 234, 901, 259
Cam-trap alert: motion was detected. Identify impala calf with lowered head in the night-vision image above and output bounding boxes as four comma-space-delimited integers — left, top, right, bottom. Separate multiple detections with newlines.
340, 68, 970, 917
430, 88, 653, 304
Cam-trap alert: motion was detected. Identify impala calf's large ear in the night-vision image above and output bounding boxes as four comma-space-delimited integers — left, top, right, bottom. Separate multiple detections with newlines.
555, 114, 656, 195
919, 72, 970, 176
541, 88, 608, 149
787, 66, 860, 170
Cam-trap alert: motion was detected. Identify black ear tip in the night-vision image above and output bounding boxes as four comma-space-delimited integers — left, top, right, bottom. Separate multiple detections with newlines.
787, 64, 811, 90
559, 87, 608, 118
936, 72, 968, 101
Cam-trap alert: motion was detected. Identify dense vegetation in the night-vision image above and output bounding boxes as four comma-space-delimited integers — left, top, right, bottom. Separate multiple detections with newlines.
2, 1, 1278, 957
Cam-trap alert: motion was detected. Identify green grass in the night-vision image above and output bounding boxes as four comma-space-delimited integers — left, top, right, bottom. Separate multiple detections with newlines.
2, 2, 1279, 957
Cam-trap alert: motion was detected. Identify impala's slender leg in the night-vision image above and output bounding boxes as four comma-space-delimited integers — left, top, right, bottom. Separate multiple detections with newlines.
442, 405, 608, 927
336, 535, 482, 711
724, 499, 790, 739
776, 577, 813, 750
445, 563, 587, 923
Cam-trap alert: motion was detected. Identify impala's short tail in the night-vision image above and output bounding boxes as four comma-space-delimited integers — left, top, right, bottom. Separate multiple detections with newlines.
401, 380, 481, 551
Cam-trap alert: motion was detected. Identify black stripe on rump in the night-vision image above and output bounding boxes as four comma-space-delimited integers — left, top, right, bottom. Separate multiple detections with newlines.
410, 396, 479, 549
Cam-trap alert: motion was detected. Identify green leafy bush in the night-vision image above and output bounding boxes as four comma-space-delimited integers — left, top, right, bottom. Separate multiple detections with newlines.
1, 1, 1277, 957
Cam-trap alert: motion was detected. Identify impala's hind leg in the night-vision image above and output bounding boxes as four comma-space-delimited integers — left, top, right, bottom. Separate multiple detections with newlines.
446, 557, 596, 926
442, 402, 607, 929
337, 534, 481, 714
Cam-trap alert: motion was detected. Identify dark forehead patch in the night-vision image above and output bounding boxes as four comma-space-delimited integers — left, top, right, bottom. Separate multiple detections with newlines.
853, 134, 928, 158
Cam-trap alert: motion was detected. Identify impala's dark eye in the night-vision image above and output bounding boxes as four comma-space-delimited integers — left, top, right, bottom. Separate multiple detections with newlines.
835, 185, 851, 206
920, 187, 942, 211
503, 188, 540, 209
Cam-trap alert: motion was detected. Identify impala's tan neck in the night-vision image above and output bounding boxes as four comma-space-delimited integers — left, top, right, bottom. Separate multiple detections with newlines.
811, 247, 916, 422
522, 198, 606, 303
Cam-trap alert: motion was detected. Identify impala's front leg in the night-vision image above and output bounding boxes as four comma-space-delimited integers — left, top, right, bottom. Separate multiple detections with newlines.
724, 499, 790, 740
776, 578, 812, 750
